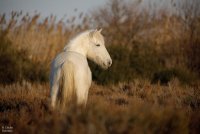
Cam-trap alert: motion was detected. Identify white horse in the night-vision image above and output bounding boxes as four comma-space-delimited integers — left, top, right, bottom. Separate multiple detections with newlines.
50, 29, 112, 109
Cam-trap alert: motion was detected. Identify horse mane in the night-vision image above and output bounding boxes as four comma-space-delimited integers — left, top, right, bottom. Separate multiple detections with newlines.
63, 29, 95, 51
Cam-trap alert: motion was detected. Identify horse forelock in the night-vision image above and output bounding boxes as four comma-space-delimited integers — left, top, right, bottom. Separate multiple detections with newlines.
93, 32, 104, 44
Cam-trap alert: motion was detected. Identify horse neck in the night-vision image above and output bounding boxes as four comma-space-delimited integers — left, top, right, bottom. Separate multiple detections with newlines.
65, 34, 89, 57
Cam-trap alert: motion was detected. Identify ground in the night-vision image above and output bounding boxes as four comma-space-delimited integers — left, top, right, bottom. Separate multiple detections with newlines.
0, 80, 200, 134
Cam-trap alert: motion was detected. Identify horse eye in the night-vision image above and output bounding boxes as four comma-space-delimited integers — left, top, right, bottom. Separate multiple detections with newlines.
96, 44, 100, 47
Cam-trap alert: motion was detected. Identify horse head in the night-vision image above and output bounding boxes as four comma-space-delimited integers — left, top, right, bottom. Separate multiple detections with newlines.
86, 29, 112, 69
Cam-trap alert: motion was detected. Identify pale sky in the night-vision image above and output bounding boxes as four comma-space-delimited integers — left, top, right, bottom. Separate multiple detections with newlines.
0, 0, 176, 20
0, 0, 107, 19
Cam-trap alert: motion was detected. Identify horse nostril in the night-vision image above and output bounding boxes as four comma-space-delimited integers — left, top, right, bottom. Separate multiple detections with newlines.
108, 60, 112, 66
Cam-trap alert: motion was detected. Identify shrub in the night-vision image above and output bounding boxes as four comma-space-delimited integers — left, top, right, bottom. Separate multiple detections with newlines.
89, 44, 162, 85
89, 45, 135, 85
151, 68, 196, 85
129, 43, 163, 78
186, 40, 200, 76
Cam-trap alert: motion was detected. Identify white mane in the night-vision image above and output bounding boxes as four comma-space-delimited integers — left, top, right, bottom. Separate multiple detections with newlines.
63, 30, 94, 52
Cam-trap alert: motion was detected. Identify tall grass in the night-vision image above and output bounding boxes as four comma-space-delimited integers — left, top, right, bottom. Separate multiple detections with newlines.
1, 0, 199, 84
0, 33, 48, 84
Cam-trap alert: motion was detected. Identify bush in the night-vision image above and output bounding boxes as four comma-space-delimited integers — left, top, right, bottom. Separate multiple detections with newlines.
151, 68, 196, 85
186, 40, 200, 76
89, 44, 162, 85
129, 43, 163, 78
89, 45, 135, 85
0, 34, 48, 84
89, 44, 197, 85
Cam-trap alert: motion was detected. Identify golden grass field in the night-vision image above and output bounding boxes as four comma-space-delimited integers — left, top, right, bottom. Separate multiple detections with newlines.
0, 80, 200, 134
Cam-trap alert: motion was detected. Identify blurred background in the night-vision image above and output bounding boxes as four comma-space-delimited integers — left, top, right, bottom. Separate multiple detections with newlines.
0, 0, 199, 85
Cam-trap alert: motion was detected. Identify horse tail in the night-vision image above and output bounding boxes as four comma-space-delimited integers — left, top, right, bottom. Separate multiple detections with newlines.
58, 61, 76, 109
50, 65, 62, 109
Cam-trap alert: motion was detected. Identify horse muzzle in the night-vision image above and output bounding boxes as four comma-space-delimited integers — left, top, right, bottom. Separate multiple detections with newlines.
102, 59, 112, 69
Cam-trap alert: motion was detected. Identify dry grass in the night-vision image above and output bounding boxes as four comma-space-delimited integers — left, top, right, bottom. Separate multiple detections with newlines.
0, 12, 89, 64
0, 80, 199, 134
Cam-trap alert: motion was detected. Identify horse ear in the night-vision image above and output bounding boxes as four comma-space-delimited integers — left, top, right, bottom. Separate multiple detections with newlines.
89, 29, 100, 38
98, 28, 102, 33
